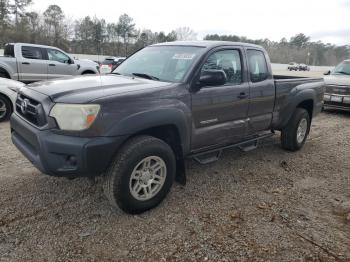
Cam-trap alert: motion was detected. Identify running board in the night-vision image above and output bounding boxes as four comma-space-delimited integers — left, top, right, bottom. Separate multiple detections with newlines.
239, 140, 258, 152
193, 151, 222, 164
190, 132, 274, 164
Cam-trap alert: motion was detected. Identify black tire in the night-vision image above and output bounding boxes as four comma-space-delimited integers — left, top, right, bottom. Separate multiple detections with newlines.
0, 94, 12, 122
104, 135, 176, 214
281, 108, 311, 151
0, 71, 10, 79
82, 71, 96, 75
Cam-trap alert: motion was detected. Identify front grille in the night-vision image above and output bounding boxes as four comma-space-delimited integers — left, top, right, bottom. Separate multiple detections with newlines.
16, 94, 47, 127
325, 85, 350, 95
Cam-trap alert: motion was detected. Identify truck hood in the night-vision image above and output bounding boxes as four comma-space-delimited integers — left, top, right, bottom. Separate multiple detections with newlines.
324, 74, 350, 86
0, 78, 25, 90
25, 74, 172, 103
74, 58, 98, 67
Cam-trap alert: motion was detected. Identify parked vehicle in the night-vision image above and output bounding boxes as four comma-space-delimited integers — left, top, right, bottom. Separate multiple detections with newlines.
323, 59, 350, 111
0, 78, 24, 122
0, 43, 99, 83
99, 57, 126, 74
10, 41, 324, 214
288, 62, 299, 71
298, 64, 310, 71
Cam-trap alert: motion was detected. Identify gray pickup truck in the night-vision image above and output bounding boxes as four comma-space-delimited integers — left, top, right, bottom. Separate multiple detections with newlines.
323, 59, 350, 111
0, 43, 99, 83
10, 41, 324, 214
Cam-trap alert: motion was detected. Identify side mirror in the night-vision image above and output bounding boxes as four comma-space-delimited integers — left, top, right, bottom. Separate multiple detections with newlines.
199, 70, 227, 87
68, 58, 74, 64
324, 70, 331, 75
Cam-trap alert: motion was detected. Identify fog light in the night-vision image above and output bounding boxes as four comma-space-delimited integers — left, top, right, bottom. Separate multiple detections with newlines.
67, 155, 77, 166
323, 94, 331, 101
343, 96, 350, 104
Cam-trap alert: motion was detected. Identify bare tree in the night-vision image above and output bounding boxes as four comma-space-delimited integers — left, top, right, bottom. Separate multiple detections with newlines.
175, 27, 197, 41
118, 13, 135, 56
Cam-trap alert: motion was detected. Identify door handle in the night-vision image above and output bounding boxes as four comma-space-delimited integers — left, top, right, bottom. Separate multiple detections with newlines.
49, 64, 56, 66
237, 92, 248, 99
22, 62, 30, 65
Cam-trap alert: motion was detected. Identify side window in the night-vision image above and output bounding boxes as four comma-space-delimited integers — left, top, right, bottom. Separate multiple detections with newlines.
47, 49, 70, 64
201, 49, 242, 85
247, 50, 268, 82
21, 46, 44, 60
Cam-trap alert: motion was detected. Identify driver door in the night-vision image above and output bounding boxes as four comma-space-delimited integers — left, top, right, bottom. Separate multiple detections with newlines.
191, 48, 250, 151
46, 48, 77, 79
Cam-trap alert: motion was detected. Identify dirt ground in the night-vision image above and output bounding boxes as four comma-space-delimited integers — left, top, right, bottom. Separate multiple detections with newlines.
0, 110, 350, 261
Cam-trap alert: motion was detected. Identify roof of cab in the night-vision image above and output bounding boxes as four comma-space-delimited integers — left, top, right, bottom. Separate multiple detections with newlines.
151, 40, 263, 49
8, 42, 59, 49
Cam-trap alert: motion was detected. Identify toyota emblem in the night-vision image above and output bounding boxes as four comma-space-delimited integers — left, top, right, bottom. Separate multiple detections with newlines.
21, 99, 29, 114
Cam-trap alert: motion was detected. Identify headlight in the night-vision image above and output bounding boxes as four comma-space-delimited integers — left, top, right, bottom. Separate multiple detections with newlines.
50, 104, 100, 131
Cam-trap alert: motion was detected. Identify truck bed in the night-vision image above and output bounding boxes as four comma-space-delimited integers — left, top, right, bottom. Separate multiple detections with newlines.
272, 74, 325, 129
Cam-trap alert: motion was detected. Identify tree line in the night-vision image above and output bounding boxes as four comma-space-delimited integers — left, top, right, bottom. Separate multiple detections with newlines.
0, 1, 197, 57
0, 0, 348, 65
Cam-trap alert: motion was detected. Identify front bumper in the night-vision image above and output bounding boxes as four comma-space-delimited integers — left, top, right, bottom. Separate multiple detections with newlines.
10, 113, 127, 177
323, 93, 350, 112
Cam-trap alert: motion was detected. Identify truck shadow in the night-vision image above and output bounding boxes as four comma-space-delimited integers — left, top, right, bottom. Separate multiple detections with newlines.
322, 109, 350, 118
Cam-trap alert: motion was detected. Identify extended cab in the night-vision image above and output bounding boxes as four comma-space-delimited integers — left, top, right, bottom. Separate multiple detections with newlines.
10, 41, 324, 214
0, 43, 99, 83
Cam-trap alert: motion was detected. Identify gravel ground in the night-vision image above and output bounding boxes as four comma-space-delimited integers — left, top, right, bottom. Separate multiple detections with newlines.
0, 110, 350, 261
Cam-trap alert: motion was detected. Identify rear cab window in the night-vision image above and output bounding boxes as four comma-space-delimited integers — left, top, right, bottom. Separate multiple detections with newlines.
247, 49, 269, 82
21, 46, 45, 60
4, 44, 15, 57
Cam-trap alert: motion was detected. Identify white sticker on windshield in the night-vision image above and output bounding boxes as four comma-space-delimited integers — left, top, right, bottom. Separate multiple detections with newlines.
172, 53, 196, 60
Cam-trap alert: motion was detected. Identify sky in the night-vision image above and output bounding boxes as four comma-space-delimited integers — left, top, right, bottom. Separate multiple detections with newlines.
31, 0, 350, 45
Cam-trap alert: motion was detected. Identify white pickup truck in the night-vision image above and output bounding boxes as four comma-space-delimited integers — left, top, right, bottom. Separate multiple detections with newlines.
0, 43, 99, 83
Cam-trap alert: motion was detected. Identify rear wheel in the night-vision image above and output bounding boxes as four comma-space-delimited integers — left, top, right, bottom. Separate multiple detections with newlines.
104, 135, 176, 214
281, 108, 311, 151
0, 95, 12, 122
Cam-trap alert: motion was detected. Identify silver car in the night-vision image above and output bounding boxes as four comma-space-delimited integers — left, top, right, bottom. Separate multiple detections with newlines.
0, 43, 99, 83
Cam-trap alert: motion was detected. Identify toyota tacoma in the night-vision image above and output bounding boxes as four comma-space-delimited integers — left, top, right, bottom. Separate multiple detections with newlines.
10, 41, 324, 214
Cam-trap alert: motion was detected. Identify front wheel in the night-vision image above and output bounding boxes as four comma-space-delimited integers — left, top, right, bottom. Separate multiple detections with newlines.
281, 108, 311, 151
104, 136, 176, 214
0, 95, 12, 122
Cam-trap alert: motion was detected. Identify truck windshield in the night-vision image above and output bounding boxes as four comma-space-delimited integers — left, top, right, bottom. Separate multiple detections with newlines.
333, 61, 350, 75
113, 46, 204, 83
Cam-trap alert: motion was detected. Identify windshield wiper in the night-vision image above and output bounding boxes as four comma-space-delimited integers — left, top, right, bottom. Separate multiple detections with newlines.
132, 73, 160, 81
334, 71, 350, 75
